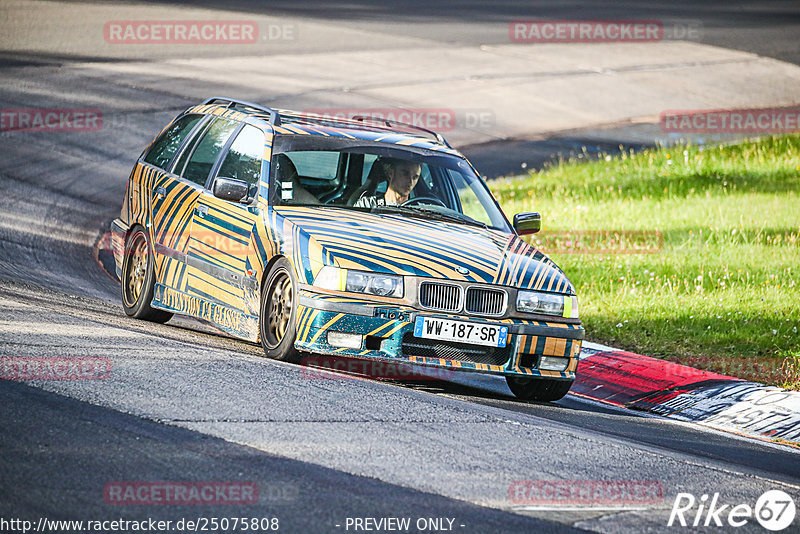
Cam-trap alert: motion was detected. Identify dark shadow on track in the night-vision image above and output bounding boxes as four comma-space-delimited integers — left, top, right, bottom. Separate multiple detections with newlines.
297, 353, 800, 482
0, 379, 585, 533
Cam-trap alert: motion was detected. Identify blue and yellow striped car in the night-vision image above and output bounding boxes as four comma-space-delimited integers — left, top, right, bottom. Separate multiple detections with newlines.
111, 97, 583, 401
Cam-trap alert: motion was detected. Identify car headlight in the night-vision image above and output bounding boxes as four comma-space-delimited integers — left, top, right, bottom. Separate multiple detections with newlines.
516, 290, 579, 318
314, 266, 403, 298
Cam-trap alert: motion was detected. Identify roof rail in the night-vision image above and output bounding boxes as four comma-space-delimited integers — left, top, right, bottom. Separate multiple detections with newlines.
351, 115, 451, 148
276, 109, 366, 128
202, 96, 281, 126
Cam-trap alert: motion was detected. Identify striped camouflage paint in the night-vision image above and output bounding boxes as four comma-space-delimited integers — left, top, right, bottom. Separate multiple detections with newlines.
127, 162, 200, 288
273, 206, 575, 294
115, 101, 581, 378
292, 291, 580, 379
292, 314, 579, 378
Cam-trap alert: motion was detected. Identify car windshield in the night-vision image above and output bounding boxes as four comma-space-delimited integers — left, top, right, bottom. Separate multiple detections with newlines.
270, 135, 511, 231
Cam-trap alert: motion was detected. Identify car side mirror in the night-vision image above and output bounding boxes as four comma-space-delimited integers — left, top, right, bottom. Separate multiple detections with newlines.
513, 212, 541, 235
213, 176, 249, 203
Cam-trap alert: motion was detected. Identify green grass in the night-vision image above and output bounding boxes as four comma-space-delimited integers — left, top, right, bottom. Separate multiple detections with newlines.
490, 135, 800, 388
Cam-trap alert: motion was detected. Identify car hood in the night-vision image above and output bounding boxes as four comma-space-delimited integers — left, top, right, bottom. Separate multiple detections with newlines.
274, 206, 575, 295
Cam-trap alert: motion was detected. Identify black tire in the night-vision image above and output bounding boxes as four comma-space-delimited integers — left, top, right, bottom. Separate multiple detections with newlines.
506, 375, 573, 402
260, 257, 299, 362
120, 227, 173, 324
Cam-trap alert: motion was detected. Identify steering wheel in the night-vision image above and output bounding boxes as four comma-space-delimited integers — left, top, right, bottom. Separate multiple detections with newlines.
400, 196, 447, 208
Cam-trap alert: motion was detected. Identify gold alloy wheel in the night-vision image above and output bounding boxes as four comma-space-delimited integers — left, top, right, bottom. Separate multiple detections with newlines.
126, 234, 148, 306
267, 272, 293, 344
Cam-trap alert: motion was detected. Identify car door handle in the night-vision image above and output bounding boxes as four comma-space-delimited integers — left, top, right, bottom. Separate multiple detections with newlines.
196, 205, 209, 218
154, 186, 166, 199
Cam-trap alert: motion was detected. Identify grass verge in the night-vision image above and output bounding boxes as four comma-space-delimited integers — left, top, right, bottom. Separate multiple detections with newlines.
490, 134, 800, 388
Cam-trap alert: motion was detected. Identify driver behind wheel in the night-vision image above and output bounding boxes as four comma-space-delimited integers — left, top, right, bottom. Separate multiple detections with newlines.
354, 158, 422, 207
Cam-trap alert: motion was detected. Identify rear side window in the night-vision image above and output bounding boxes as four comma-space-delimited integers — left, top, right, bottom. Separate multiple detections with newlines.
143, 114, 203, 170
361, 154, 378, 181
286, 151, 341, 182
178, 118, 239, 186
217, 125, 264, 187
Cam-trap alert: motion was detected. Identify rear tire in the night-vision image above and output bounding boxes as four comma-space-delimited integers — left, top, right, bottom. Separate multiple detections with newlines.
260, 257, 299, 362
506, 375, 573, 402
121, 227, 173, 324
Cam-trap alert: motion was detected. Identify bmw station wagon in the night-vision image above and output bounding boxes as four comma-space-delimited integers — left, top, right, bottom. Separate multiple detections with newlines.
111, 97, 583, 401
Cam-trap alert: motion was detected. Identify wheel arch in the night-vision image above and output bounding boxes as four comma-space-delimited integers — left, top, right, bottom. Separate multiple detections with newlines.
259, 254, 294, 302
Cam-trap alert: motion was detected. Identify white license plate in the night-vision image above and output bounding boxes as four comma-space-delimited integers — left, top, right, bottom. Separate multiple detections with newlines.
413, 317, 508, 348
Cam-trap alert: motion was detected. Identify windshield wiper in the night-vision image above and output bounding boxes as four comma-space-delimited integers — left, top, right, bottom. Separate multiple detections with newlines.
371, 205, 487, 229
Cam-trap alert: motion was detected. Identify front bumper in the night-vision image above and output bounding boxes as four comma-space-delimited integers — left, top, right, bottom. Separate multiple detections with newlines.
295, 290, 583, 379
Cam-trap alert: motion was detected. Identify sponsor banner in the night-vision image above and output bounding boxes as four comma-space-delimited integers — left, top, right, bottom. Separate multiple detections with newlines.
509, 480, 663, 506
646, 383, 800, 442
153, 285, 245, 335
0, 108, 102, 133
1, 357, 111, 380
660, 108, 800, 133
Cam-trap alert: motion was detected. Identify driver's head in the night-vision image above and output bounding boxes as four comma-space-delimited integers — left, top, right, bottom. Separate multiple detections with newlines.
384, 159, 421, 197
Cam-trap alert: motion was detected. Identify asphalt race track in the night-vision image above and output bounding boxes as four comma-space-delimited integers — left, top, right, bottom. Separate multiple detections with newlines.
1, 2, 799, 533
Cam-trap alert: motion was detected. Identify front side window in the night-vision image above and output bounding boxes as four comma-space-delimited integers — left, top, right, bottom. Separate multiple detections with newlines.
177, 117, 239, 186
217, 125, 264, 188
446, 169, 495, 227
142, 114, 203, 170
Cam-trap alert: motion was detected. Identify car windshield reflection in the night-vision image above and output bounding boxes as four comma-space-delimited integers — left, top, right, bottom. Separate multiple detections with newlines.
270, 137, 511, 232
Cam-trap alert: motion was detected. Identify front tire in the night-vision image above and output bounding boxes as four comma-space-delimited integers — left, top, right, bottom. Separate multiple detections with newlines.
121, 227, 173, 323
260, 257, 299, 362
506, 375, 573, 402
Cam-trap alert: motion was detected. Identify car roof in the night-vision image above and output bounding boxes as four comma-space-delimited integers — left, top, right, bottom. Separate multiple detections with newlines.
184, 97, 464, 158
